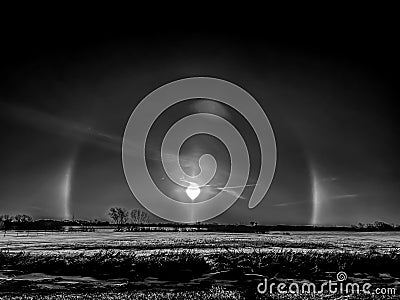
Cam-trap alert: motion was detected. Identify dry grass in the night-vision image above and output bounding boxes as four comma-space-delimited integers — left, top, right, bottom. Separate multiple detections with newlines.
1, 248, 399, 281
0, 232, 399, 299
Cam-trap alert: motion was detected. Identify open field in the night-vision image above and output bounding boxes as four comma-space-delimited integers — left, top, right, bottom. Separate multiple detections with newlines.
0, 231, 399, 299
1, 231, 400, 254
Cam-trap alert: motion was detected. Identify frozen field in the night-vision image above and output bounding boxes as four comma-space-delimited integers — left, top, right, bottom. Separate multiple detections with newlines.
1, 231, 399, 254
0, 231, 399, 299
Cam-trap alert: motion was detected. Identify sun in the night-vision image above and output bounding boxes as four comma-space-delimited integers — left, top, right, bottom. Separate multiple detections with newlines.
186, 182, 200, 200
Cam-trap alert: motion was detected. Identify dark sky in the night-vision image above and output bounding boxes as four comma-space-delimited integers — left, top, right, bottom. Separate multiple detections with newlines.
0, 16, 398, 225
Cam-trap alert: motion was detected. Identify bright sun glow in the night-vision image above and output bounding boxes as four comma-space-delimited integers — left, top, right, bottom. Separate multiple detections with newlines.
186, 183, 200, 200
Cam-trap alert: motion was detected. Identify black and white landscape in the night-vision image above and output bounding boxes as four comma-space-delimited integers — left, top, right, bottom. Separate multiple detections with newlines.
0, 12, 399, 300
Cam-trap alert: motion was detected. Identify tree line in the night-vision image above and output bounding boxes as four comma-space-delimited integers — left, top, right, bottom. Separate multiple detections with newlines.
108, 207, 150, 231
0, 214, 33, 223
1, 209, 400, 232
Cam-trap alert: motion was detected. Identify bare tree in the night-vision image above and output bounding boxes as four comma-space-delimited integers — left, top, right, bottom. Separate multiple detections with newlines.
0, 215, 12, 222
14, 214, 33, 223
108, 207, 129, 226
130, 209, 149, 224
130, 209, 139, 224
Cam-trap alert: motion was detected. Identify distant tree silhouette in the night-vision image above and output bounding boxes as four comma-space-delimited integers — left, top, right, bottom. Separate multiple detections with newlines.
0, 215, 12, 234
130, 209, 149, 224
0, 215, 12, 222
14, 214, 33, 223
108, 207, 129, 226
373, 221, 393, 231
